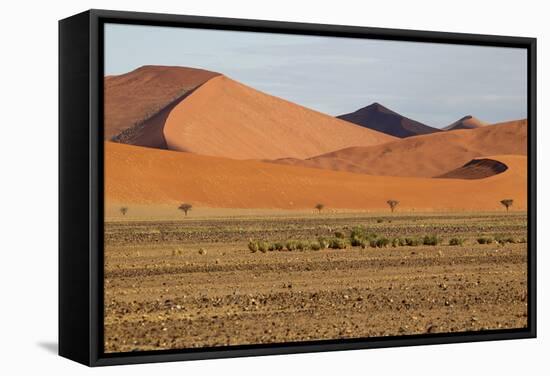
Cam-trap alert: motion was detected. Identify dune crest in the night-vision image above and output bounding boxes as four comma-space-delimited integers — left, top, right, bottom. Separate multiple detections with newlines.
159, 76, 396, 160
105, 142, 526, 211
271, 119, 527, 178
444, 115, 488, 131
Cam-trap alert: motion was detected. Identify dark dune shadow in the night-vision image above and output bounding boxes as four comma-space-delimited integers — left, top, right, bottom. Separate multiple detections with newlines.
37, 341, 58, 354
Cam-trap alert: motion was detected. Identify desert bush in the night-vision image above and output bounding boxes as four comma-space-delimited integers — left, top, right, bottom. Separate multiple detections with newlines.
329, 238, 347, 249
391, 238, 402, 247
310, 241, 321, 251
350, 226, 367, 240
449, 238, 464, 246
315, 203, 324, 213
518, 237, 528, 243
477, 237, 494, 245
285, 240, 298, 252
375, 237, 390, 248
334, 231, 345, 239
405, 237, 421, 246
248, 240, 259, 253
422, 235, 440, 246
318, 237, 330, 249
268, 242, 276, 251
258, 241, 269, 253
494, 234, 516, 244
273, 242, 285, 251
198, 248, 206, 255
376, 219, 384, 223
296, 241, 309, 251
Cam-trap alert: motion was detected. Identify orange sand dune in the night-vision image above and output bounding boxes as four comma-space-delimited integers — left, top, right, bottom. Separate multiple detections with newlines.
160, 76, 396, 160
104, 65, 220, 140
272, 119, 527, 178
105, 142, 526, 211
444, 115, 488, 131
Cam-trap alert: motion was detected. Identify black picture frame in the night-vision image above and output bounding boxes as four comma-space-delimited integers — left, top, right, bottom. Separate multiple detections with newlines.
59, 9, 537, 367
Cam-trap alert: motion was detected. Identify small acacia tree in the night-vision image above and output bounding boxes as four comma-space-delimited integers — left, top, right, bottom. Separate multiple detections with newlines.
120, 207, 128, 216
178, 203, 192, 216
500, 199, 513, 212
387, 199, 399, 213
315, 203, 325, 213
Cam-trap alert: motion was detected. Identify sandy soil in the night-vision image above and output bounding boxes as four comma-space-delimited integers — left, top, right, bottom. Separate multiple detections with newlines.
104, 142, 527, 211
104, 212, 528, 352
272, 119, 527, 177
161, 76, 396, 159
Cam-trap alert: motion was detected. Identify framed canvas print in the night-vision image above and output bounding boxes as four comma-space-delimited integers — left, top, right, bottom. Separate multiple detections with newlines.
59, 9, 536, 366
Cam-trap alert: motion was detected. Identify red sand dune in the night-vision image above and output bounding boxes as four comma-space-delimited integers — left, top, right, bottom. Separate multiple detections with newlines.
444, 115, 488, 131
271, 119, 527, 178
104, 65, 220, 140
157, 76, 396, 160
337, 102, 441, 138
105, 142, 526, 211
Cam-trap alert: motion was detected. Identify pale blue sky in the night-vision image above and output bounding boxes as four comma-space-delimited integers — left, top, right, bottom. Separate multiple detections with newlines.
104, 23, 527, 128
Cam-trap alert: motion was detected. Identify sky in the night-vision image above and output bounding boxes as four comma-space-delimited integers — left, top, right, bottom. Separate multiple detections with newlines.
104, 23, 527, 128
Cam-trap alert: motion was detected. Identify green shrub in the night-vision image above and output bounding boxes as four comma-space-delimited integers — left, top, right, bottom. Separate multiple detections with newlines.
423, 235, 440, 246
449, 238, 464, 246
296, 241, 309, 251
329, 238, 347, 249
318, 237, 330, 249
477, 237, 494, 245
285, 240, 297, 251
273, 242, 284, 251
310, 241, 321, 251
258, 241, 269, 253
248, 240, 259, 253
334, 231, 345, 239
391, 238, 402, 247
375, 237, 390, 248
495, 235, 516, 244
350, 226, 367, 240
405, 237, 421, 246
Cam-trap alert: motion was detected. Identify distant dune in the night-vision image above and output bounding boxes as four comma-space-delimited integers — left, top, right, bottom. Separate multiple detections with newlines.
105, 142, 526, 211
159, 76, 396, 159
444, 115, 488, 131
337, 102, 441, 138
104, 65, 220, 141
271, 119, 527, 178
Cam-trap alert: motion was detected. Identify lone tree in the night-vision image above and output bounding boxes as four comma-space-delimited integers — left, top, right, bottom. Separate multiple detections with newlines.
120, 207, 128, 216
500, 199, 513, 212
386, 199, 399, 213
178, 203, 193, 216
315, 203, 325, 213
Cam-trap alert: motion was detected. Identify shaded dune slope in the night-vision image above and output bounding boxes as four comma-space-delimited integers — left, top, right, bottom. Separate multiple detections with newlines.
271, 119, 527, 178
104, 65, 220, 140
337, 103, 441, 138
105, 142, 526, 211
436, 158, 508, 179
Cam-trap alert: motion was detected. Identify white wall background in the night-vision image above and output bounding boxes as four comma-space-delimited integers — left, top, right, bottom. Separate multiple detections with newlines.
0, 0, 547, 374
